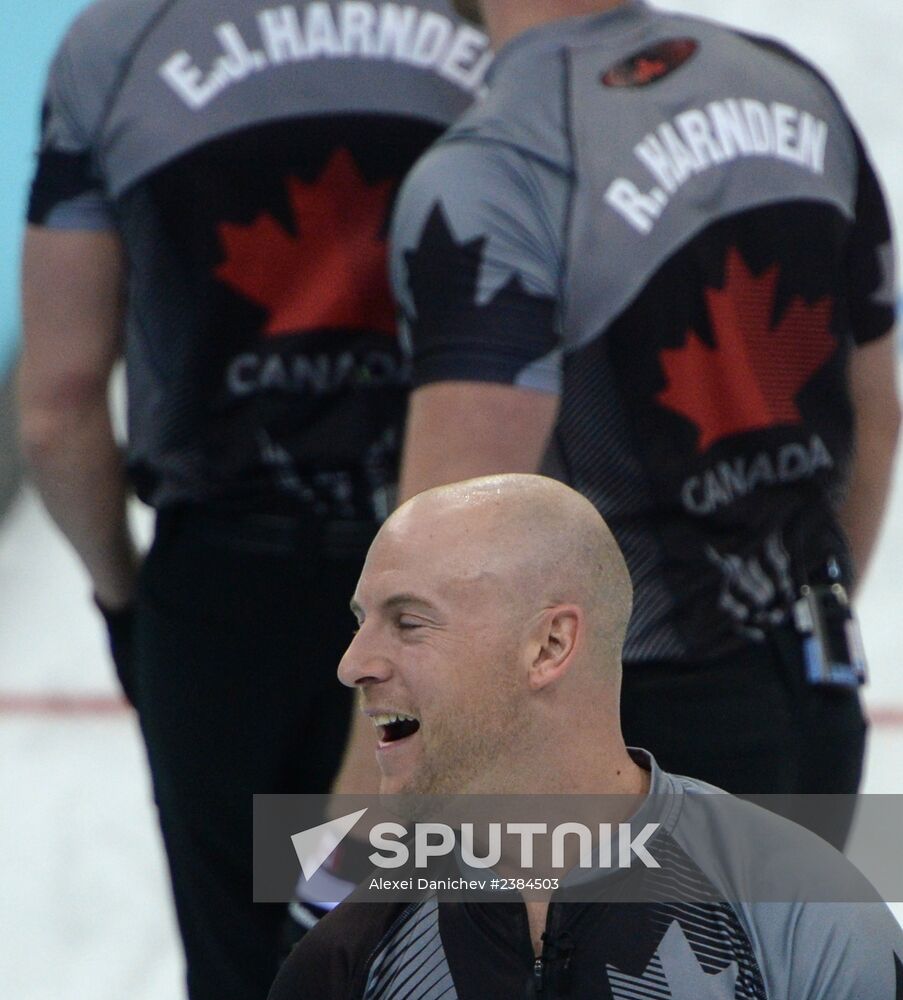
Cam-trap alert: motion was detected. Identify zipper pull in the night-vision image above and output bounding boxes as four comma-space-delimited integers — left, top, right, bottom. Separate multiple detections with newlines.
533, 956, 545, 993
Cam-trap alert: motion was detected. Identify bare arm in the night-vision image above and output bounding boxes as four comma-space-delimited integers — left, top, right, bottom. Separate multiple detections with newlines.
398, 380, 559, 502
19, 226, 138, 609
838, 331, 901, 592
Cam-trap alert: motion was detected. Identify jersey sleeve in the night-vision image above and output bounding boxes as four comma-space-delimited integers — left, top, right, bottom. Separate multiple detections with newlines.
26, 19, 115, 230
742, 901, 903, 998
789, 903, 903, 998
389, 140, 562, 394
267, 930, 353, 999
267, 901, 407, 1000
846, 130, 897, 344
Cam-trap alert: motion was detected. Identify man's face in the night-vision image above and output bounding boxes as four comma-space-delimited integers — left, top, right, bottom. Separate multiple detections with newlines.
338, 512, 526, 797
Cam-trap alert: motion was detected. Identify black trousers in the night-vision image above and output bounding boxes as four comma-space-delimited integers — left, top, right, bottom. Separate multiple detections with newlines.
620, 626, 868, 849
130, 508, 372, 1000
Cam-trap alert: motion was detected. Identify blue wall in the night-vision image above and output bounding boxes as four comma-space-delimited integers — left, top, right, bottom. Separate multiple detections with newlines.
1, 1, 88, 375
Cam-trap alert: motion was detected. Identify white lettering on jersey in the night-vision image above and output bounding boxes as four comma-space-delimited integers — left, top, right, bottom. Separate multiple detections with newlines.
605, 98, 829, 235
226, 349, 409, 396
159, 1, 491, 110
681, 435, 834, 515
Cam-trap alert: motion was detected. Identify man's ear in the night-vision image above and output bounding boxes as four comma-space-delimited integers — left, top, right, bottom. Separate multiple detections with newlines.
526, 605, 582, 690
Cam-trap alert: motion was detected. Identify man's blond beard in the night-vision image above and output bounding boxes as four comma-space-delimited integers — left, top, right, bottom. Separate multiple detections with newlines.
451, 0, 485, 25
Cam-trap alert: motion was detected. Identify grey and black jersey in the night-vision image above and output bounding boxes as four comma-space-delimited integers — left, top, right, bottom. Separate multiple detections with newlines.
269, 752, 903, 999
29, 0, 489, 517
390, 0, 897, 661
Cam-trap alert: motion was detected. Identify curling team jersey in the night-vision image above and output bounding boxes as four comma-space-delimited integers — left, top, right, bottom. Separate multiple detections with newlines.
390, 0, 898, 661
269, 753, 903, 999
29, 0, 490, 518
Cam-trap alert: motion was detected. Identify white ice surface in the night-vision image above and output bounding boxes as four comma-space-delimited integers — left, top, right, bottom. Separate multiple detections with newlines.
2, 1, 902, 996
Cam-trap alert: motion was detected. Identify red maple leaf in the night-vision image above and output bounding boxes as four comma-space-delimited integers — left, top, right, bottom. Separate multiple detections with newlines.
633, 57, 668, 83
656, 248, 836, 452
215, 149, 396, 337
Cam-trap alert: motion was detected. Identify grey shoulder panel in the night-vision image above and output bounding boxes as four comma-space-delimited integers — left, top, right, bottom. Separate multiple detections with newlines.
669, 781, 873, 902
41, 0, 172, 152
100, 0, 491, 197
563, 13, 859, 347
444, 43, 572, 174
389, 29, 576, 372
391, 138, 563, 307
738, 902, 903, 998
32, 0, 171, 226
389, 138, 563, 393
668, 779, 903, 998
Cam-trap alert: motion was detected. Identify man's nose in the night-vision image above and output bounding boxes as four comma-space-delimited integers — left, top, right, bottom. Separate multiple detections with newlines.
337, 626, 392, 689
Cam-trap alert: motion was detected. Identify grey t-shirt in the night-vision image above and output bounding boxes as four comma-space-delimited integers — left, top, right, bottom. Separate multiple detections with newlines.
390, 0, 897, 660
30, 0, 490, 517
270, 751, 903, 998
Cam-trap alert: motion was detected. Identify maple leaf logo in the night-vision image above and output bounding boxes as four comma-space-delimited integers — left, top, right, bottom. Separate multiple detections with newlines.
607, 921, 739, 999
403, 204, 556, 365
656, 248, 835, 453
215, 148, 396, 338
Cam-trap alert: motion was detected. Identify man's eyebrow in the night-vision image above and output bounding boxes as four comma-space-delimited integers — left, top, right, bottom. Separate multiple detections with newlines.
382, 593, 437, 613
349, 593, 438, 620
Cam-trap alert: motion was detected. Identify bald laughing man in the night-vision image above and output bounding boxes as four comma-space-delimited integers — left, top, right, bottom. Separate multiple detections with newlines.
344, 472, 639, 802
269, 474, 903, 1000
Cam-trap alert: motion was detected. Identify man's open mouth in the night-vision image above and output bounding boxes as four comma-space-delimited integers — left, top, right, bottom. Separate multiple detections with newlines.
371, 713, 421, 744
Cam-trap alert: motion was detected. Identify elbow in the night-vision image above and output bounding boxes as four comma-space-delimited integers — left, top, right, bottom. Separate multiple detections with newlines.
17, 373, 110, 468
891, 393, 902, 438
882, 394, 903, 455
19, 410, 73, 469
857, 393, 903, 459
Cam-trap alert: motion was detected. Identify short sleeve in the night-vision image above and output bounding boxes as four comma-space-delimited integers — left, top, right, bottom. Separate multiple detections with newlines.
743, 901, 903, 998
27, 25, 115, 230
389, 140, 563, 394
789, 903, 903, 998
267, 930, 351, 999
846, 131, 897, 345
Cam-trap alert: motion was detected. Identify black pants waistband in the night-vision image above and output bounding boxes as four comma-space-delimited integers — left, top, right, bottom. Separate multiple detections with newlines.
155, 505, 379, 560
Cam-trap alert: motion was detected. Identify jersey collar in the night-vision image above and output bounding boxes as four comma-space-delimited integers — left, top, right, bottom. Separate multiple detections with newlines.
486, 0, 653, 84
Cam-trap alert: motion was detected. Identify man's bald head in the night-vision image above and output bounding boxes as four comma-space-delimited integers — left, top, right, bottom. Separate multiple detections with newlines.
343, 475, 638, 796
383, 474, 633, 668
